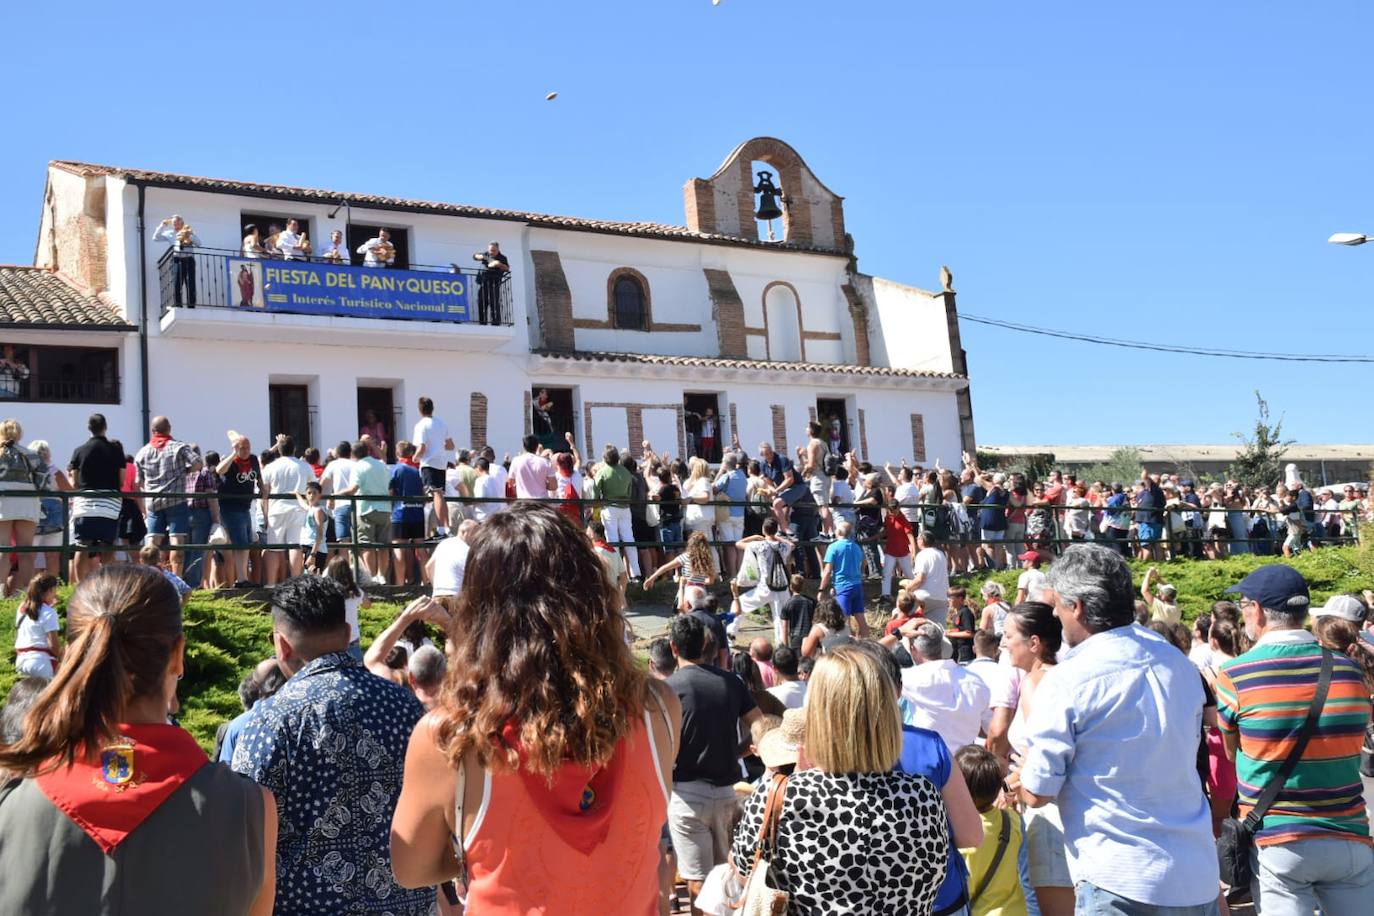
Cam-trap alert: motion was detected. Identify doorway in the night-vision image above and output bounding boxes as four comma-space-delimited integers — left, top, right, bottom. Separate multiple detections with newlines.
269, 384, 313, 452
531, 386, 575, 452
816, 398, 849, 457
357, 386, 396, 463
346, 223, 410, 269
683, 393, 722, 463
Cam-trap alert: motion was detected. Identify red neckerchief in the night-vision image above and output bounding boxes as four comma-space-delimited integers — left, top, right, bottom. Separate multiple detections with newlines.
592, 539, 613, 552
35, 723, 209, 854
148, 433, 173, 450
399, 458, 420, 468
232, 453, 253, 475
498, 720, 628, 855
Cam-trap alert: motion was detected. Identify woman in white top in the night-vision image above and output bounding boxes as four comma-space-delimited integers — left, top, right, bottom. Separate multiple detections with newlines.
1003, 600, 1072, 916
13, 573, 63, 679
241, 224, 267, 258
681, 457, 714, 537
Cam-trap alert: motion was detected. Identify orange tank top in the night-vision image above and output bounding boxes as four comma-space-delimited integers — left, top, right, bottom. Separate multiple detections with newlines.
459, 712, 668, 915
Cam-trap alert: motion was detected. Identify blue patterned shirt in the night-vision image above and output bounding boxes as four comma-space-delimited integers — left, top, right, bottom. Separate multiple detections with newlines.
231, 651, 431, 915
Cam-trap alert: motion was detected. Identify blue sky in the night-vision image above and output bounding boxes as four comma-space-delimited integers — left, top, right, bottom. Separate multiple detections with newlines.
2, 2, 1370, 445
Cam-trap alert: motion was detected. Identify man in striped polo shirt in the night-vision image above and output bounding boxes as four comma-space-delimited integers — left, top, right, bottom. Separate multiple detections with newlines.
1216, 564, 1373, 914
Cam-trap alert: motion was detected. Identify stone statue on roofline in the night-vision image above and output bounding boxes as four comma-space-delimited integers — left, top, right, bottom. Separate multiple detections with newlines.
940, 265, 954, 293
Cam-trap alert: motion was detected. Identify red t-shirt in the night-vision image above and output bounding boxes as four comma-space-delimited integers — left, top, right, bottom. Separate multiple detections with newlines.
883, 610, 925, 637
883, 512, 913, 556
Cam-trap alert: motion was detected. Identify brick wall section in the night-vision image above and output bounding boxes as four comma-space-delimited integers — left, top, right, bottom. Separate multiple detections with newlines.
469, 393, 488, 450
940, 290, 977, 456
583, 405, 594, 456
840, 283, 871, 367
808, 405, 817, 425
683, 178, 716, 235
523, 390, 533, 436
702, 268, 748, 359
858, 408, 869, 462
728, 403, 738, 450
770, 406, 788, 456
910, 414, 927, 464
829, 199, 847, 254
626, 407, 644, 459
529, 250, 575, 351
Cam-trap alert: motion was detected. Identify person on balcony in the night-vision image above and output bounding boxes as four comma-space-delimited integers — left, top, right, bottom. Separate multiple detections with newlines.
474, 241, 509, 324
153, 214, 199, 307
242, 224, 267, 259
357, 228, 396, 267
318, 229, 347, 264
277, 219, 311, 260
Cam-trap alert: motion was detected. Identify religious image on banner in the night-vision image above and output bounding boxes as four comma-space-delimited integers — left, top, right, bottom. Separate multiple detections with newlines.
229, 260, 265, 309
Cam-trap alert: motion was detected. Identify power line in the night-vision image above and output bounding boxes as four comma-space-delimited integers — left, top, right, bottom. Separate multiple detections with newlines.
959, 313, 1374, 363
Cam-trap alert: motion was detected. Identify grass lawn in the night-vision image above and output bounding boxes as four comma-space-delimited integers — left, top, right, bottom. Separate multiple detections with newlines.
3, 544, 1371, 751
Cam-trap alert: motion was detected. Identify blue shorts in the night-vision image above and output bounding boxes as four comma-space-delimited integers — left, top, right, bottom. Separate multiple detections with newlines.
147, 503, 190, 537
1137, 522, 1159, 542
332, 506, 352, 541
220, 508, 253, 547
835, 584, 866, 618
982, 529, 1005, 541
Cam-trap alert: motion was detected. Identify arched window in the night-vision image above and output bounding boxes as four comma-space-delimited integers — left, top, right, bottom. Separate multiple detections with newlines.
610, 270, 649, 331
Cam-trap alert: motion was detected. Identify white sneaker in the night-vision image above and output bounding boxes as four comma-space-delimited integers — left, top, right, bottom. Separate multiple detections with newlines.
370, 574, 388, 586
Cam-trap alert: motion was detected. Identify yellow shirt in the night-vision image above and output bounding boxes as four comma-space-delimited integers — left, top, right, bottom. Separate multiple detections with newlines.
959, 808, 1027, 916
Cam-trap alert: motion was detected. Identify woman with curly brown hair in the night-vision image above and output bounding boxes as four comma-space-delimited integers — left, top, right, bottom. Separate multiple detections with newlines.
642, 529, 717, 610
390, 502, 681, 915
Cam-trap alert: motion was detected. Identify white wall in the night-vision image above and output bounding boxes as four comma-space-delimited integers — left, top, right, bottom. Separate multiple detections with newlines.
867, 276, 956, 374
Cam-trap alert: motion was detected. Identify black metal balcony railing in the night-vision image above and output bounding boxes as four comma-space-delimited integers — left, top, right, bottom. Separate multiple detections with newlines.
157, 247, 513, 326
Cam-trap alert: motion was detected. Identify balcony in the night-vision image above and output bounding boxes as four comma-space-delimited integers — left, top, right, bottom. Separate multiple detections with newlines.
156, 248, 514, 349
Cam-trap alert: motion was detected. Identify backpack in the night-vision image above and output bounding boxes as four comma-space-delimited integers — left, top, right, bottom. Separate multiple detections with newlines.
0, 444, 37, 486
764, 544, 789, 591
823, 452, 844, 479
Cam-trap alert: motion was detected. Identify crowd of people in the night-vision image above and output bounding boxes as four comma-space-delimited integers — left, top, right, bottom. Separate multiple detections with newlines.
2, 406, 1364, 603
2, 404, 1374, 914
3, 491, 1373, 914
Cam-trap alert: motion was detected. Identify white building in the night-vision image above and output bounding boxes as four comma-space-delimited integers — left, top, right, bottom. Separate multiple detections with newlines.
3, 137, 975, 468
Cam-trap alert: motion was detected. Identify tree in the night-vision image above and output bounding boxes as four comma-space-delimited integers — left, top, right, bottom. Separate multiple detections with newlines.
1078, 448, 1145, 487
1228, 392, 1292, 490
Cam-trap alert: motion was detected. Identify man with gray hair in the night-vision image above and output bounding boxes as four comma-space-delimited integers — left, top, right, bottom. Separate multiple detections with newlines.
819, 519, 868, 637
891, 618, 988, 753
1216, 565, 1372, 912
1009, 544, 1219, 914
683, 585, 729, 668
406, 644, 446, 710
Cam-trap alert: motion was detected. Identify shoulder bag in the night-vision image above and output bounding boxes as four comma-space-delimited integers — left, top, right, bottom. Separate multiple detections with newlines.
1216, 646, 1332, 888
967, 809, 1011, 910
730, 774, 790, 915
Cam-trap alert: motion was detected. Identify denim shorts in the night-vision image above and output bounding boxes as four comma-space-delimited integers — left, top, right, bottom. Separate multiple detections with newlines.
147, 503, 190, 537
333, 506, 353, 541
1137, 522, 1159, 542
220, 509, 253, 547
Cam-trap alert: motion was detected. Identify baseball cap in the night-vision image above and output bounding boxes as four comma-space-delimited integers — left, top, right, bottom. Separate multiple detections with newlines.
757, 707, 806, 769
1310, 594, 1368, 624
1017, 550, 1044, 565
1225, 565, 1310, 612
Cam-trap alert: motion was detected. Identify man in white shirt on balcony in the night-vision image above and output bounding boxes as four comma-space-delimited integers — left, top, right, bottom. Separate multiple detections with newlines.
277, 219, 309, 260
152, 214, 200, 306
319, 229, 347, 264
357, 228, 396, 267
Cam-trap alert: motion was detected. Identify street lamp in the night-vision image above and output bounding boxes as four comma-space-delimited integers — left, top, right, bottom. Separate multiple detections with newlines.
1328, 232, 1371, 246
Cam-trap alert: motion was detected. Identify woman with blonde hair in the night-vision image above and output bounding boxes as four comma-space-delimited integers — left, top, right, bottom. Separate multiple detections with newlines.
681, 456, 714, 537
27, 439, 72, 577
0, 564, 276, 914
0, 418, 41, 594
642, 529, 717, 610
730, 644, 949, 914
390, 503, 681, 915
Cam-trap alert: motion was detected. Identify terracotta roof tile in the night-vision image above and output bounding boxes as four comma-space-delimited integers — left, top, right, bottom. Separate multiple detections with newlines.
532, 349, 964, 380
51, 160, 846, 256
0, 267, 131, 329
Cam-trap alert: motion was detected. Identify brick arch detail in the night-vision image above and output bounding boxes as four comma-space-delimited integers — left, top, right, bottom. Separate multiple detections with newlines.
605, 266, 652, 331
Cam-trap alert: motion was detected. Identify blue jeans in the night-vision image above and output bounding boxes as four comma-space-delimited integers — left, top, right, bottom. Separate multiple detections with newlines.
1250, 838, 1374, 916
220, 508, 253, 546
184, 506, 213, 588
1074, 882, 1217, 916
658, 521, 682, 549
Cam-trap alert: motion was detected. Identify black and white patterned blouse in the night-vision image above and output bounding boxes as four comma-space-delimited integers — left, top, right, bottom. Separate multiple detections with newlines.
731, 770, 949, 916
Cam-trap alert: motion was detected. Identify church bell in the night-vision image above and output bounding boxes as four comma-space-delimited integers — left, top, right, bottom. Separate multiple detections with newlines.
753, 171, 784, 222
